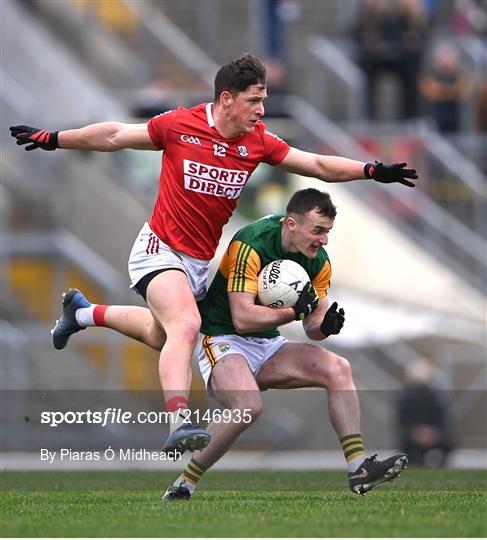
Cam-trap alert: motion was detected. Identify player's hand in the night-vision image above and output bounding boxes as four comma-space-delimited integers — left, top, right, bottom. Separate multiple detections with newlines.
293, 282, 319, 320
320, 302, 345, 336
9, 125, 59, 151
365, 161, 417, 188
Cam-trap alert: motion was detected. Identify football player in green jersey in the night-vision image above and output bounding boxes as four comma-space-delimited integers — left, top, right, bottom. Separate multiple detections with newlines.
162, 188, 407, 500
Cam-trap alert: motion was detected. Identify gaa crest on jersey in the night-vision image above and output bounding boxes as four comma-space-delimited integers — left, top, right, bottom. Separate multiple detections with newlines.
237, 145, 249, 157
218, 342, 231, 353
181, 134, 201, 145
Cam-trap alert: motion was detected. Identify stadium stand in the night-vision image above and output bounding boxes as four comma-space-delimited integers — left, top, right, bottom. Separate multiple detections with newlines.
2, 0, 485, 463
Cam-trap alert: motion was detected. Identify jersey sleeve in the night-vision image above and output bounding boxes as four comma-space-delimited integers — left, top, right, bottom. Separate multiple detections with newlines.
261, 129, 290, 165
226, 240, 262, 295
312, 259, 332, 299
147, 109, 179, 150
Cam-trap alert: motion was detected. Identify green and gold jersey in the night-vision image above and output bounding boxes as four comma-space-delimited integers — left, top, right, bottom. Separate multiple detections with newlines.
198, 215, 332, 338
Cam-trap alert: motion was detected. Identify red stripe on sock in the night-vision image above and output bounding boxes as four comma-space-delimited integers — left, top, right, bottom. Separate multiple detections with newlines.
93, 305, 108, 327
166, 396, 189, 413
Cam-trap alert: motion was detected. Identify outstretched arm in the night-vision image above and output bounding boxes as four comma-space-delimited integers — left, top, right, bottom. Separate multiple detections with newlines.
10, 122, 158, 152
59, 122, 157, 151
279, 147, 417, 187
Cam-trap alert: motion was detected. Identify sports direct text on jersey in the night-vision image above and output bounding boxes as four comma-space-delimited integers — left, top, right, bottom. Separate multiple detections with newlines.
183, 159, 249, 199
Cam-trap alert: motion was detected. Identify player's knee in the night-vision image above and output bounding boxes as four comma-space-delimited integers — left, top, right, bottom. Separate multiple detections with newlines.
247, 402, 263, 423
242, 405, 262, 425
235, 395, 263, 425
329, 354, 352, 385
165, 313, 201, 343
181, 317, 202, 341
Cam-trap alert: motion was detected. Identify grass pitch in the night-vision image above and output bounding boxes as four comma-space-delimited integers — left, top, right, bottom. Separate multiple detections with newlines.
1, 469, 486, 537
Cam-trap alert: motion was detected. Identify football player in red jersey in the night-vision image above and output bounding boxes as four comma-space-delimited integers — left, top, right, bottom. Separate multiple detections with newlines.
9, 54, 417, 455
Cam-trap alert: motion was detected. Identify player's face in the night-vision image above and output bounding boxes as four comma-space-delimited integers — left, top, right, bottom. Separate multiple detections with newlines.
227, 84, 267, 133
288, 209, 334, 259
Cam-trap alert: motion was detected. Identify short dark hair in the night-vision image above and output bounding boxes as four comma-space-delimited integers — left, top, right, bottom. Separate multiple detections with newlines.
286, 188, 337, 219
214, 54, 266, 101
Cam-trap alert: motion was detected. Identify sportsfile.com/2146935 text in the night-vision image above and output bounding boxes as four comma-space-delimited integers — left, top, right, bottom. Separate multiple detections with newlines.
40, 408, 253, 427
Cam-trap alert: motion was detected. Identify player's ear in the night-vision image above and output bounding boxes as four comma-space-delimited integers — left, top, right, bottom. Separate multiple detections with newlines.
285, 216, 297, 231
220, 90, 234, 108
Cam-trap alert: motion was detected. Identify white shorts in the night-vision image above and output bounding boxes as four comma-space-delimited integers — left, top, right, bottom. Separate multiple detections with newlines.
196, 333, 288, 395
128, 223, 210, 301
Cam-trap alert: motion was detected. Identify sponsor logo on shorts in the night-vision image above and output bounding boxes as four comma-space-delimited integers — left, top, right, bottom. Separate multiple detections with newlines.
218, 342, 231, 354
181, 134, 201, 145
183, 160, 249, 200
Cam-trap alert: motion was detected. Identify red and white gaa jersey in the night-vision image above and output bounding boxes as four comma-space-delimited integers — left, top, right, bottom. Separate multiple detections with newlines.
147, 102, 290, 260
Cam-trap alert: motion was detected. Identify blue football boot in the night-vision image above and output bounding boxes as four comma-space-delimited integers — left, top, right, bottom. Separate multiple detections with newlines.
51, 289, 91, 350
163, 424, 211, 456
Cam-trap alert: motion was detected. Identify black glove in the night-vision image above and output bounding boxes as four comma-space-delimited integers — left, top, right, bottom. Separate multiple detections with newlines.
9, 125, 59, 151
365, 161, 417, 188
320, 301, 345, 336
293, 281, 319, 321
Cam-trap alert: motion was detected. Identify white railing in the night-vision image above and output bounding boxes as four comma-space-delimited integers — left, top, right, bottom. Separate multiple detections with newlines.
286, 95, 487, 274
307, 35, 366, 120
413, 122, 486, 198
122, 0, 218, 88
2, 231, 126, 299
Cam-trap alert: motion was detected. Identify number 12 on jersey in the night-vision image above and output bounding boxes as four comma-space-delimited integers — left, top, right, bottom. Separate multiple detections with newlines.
213, 144, 226, 157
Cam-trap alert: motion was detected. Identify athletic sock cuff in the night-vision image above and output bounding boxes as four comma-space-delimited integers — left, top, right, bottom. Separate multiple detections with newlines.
340, 433, 362, 443
93, 305, 108, 326
166, 396, 189, 413
190, 458, 209, 473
